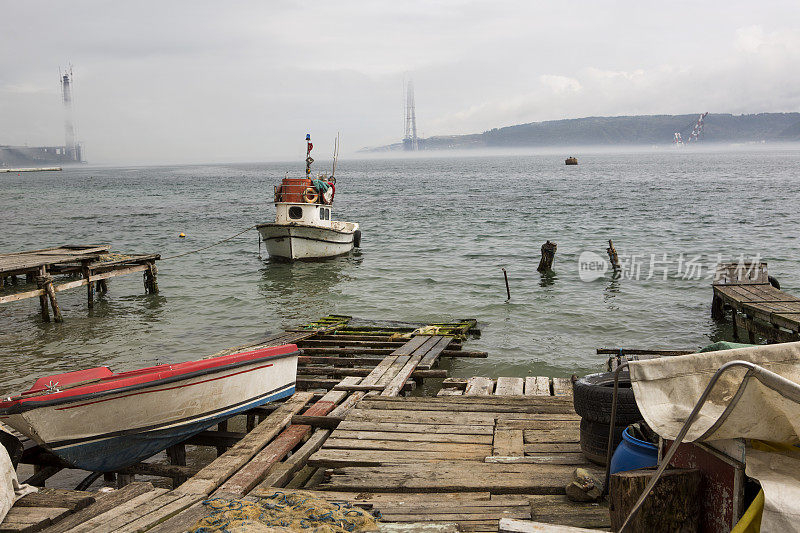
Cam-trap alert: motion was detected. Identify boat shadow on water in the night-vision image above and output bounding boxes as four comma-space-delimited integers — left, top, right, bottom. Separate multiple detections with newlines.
258, 254, 363, 319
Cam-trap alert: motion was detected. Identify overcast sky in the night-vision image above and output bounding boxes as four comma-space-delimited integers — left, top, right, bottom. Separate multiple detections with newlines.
2, 1, 800, 164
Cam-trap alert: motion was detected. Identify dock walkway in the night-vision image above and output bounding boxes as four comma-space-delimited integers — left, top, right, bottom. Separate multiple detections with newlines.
712, 261, 800, 342
0, 245, 160, 322
2, 317, 608, 532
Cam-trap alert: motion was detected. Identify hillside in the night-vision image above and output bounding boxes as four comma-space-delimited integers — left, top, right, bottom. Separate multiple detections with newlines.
365, 112, 800, 151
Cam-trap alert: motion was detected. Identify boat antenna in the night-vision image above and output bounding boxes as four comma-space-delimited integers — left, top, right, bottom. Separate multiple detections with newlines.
331, 132, 340, 179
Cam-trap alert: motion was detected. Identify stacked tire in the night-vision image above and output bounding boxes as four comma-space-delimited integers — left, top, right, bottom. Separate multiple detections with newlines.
572, 372, 643, 465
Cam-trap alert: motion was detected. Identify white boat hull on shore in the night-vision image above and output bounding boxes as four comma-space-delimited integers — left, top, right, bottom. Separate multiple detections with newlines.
257, 222, 359, 260
0, 347, 298, 471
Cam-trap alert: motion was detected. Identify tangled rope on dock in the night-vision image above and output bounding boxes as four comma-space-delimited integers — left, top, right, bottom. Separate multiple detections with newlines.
190, 490, 379, 533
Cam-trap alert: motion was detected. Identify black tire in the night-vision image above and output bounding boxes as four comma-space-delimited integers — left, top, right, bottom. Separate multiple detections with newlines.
580, 418, 624, 465
572, 372, 642, 425
353, 229, 362, 248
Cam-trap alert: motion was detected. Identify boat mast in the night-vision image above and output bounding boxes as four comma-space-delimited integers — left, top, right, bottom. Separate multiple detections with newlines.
305, 134, 313, 177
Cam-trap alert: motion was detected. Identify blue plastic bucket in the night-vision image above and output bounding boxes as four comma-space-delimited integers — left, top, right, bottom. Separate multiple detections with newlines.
609, 426, 658, 474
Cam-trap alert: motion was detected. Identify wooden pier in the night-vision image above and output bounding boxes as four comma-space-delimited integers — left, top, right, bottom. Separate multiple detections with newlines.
712, 261, 800, 343
0, 245, 160, 322
2, 316, 609, 532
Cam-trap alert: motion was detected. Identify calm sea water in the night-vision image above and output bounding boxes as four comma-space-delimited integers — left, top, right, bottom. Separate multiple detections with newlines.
2, 148, 799, 390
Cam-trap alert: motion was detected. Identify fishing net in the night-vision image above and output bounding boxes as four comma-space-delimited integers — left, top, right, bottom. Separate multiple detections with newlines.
190, 490, 379, 533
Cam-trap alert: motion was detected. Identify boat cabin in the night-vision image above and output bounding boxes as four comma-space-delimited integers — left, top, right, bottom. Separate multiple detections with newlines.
275, 202, 333, 228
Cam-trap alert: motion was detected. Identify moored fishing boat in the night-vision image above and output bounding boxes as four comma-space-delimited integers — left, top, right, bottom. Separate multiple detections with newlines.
257, 134, 361, 261
0, 344, 298, 472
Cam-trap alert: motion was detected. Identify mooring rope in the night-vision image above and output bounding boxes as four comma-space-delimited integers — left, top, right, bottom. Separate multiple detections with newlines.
161, 225, 257, 260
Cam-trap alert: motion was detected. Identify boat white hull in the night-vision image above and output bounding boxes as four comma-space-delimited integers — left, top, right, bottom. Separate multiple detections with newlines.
258, 223, 359, 260
0, 354, 297, 471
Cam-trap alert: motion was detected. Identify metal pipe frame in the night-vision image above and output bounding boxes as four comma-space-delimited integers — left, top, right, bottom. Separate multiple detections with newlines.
606, 360, 800, 532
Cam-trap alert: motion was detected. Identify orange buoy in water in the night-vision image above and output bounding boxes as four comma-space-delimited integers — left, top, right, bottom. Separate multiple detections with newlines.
179, 233, 186, 238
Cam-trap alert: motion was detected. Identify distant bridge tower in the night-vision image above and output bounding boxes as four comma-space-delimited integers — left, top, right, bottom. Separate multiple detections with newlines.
673, 132, 684, 146
60, 66, 81, 162
687, 112, 709, 142
403, 80, 419, 151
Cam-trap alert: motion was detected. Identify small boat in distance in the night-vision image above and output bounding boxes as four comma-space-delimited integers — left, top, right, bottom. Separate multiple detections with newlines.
0, 344, 298, 472
565, 156, 578, 165
257, 134, 361, 261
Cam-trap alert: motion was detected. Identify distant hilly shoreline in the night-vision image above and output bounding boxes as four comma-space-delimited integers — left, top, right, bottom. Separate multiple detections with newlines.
363, 112, 800, 152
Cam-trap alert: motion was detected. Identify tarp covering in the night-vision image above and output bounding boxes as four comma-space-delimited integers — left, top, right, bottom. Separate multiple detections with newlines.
744, 447, 800, 533
0, 444, 36, 523
629, 341, 800, 443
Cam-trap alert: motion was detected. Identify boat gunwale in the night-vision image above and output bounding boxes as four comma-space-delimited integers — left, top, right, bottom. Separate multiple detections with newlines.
256, 221, 358, 236
0, 347, 299, 414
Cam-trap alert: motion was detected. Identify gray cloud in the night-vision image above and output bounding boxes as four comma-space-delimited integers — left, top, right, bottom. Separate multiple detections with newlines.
1, 1, 799, 164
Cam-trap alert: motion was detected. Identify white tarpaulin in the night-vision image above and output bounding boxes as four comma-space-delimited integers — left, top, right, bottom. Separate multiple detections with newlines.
628, 341, 800, 443
745, 448, 800, 532
628, 342, 800, 532
0, 443, 36, 523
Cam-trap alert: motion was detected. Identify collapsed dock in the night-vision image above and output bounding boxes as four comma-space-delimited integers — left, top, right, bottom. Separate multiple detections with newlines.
3, 316, 609, 532
0, 245, 160, 322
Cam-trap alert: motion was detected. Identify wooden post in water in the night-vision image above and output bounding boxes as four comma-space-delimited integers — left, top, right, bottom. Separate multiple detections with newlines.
36, 272, 50, 322
82, 263, 94, 308
41, 275, 63, 323
144, 262, 159, 294
502, 268, 511, 300
165, 443, 188, 488
537, 241, 557, 272
216, 420, 228, 457
607, 240, 620, 271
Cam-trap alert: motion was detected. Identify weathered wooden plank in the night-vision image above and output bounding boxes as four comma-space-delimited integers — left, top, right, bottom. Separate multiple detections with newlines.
330, 430, 494, 445
382, 508, 531, 521
285, 465, 318, 489
523, 443, 582, 454
323, 438, 493, 454
61, 488, 171, 533
213, 399, 338, 497
336, 420, 494, 435
39, 482, 155, 533
0, 507, 71, 533
417, 336, 454, 370
309, 448, 489, 467
345, 408, 497, 426
499, 518, 598, 532
14, 490, 94, 512
493, 429, 524, 457
352, 401, 577, 415
251, 490, 494, 503
523, 431, 579, 445
498, 420, 580, 430
321, 462, 604, 494
485, 454, 587, 465
524, 377, 551, 396
437, 389, 464, 396
382, 337, 443, 396
498, 495, 610, 529
551, 378, 572, 399
359, 395, 574, 406
495, 377, 525, 396
253, 429, 331, 489
174, 392, 314, 496
103, 494, 198, 533
464, 377, 494, 396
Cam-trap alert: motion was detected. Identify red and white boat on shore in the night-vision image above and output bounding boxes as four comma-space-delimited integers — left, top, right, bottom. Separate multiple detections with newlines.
0, 344, 298, 472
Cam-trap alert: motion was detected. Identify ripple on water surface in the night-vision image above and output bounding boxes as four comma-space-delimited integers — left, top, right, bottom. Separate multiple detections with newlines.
1, 149, 799, 389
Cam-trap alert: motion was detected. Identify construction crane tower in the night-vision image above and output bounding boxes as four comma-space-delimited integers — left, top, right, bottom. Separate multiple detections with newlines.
403, 80, 419, 151
687, 112, 709, 142
60, 66, 82, 162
